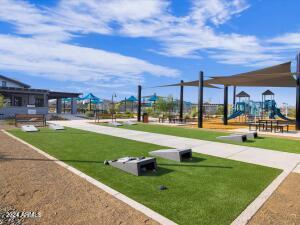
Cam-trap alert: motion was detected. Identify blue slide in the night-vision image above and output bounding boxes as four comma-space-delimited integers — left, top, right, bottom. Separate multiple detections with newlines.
274, 108, 294, 122
227, 110, 244, 120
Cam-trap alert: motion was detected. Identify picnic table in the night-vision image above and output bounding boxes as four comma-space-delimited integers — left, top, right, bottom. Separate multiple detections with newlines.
249, 119, 289, 133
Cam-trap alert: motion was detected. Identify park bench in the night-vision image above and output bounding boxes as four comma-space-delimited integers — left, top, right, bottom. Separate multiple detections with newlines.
94, 113, 116, 122
15, 114, 46, 127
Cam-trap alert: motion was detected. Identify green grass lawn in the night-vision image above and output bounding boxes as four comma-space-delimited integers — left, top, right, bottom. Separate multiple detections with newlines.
10, 128, 280, 225
103, 123, 300, 154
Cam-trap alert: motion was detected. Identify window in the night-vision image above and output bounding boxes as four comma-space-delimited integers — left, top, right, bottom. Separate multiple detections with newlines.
13, 96, 22, 106
2, 81, 7, 87
35, 97, 44, 107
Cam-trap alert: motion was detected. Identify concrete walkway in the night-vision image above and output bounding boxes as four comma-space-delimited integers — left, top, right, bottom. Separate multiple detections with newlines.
53, 119, 300, 172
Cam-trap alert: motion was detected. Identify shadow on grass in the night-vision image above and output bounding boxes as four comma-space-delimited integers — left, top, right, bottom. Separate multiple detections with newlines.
142, 167, 174, 176
158, 163, 232, 169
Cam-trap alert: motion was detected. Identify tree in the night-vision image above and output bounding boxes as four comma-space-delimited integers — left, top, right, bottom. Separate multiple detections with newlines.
0, 94, 3, 108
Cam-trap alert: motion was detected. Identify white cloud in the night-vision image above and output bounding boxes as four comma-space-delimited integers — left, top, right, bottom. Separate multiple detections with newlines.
0, 35, 178, 84
0, 0, 299, 75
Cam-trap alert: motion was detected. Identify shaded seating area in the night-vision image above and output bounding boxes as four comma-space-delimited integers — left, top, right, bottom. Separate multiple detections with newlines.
141, 58, 299, 133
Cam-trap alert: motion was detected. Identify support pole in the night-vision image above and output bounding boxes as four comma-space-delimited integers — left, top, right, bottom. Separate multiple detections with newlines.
198, 71, 204, 128
296, 53, 300, 130
233, 86, 236, 108
124, 97, 127, 112
179, 80, 184, 121
137, 85, 142, 122
223, 86, 228, 125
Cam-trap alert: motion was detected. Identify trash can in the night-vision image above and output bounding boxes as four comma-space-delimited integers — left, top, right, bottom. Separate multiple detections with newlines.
142, 113, 149, 123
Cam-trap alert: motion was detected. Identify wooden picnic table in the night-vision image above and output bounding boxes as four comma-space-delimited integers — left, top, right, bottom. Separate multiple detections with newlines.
258, 119, 289, 133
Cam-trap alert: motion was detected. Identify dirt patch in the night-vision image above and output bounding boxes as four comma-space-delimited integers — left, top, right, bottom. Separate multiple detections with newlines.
248, 173, 300, 225
0, 131, 159, 225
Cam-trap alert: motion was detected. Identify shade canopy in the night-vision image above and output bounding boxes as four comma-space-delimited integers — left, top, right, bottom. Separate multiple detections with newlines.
126, 95, 138, 102
79, 93, 103, 104
162, 62, 296, 88
81, 93, 100, 100
159, 80, 218, 88
209, 62, 296, 87
148, 94, 159, 101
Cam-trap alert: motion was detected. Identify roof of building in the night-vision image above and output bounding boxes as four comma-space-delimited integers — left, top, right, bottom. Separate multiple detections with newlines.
0, 74, 31, 88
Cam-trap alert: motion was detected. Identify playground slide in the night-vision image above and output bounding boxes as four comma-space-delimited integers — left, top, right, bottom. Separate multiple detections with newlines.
274, 108, 294, 122
227, 110, 244, 120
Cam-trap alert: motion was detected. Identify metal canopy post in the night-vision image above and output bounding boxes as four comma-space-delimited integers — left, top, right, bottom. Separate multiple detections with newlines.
198, 71, 204, 128
124, 97, 127, 112
223, 86, 228, 125
296, 53, 300, 130
179, 80, 184, 121
233, 86, 236, 108
137, 85, 142, 122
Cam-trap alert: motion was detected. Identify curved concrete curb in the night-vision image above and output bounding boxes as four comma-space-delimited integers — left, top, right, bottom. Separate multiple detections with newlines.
3, 130, 177, 225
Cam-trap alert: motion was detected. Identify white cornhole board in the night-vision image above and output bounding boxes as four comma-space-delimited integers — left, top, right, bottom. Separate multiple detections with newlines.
108, 122, 123, 126
233, 131, 258, 139
49, 124, 65, 130
123, 121, 137, 125
21, 125, 39, 132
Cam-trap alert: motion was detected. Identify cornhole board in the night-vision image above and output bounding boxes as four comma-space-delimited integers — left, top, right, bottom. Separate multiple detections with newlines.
123, 121, 137, 125
234, 131, 258, 139
49, 124, 65, 130
217, 134, 247, 142
21, 125, 39, 132
108, 122, 123, 126
109, 157, 157, 176
150, 149, 192, 162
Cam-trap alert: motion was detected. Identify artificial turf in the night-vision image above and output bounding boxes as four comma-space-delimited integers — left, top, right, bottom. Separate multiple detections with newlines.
10, 128, 280, 225
106, 123, 300, 154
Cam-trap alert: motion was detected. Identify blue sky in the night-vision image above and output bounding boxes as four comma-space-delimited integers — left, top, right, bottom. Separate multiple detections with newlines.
0, 0, 299, 106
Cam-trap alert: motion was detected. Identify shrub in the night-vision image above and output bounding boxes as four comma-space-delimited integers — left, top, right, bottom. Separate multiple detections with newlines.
85, 110, 95, 118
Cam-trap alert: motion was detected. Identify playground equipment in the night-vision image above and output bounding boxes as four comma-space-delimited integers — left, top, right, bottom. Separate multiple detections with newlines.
228, 90, 293, 122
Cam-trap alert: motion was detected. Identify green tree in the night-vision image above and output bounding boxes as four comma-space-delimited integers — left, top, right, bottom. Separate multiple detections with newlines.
0, 94, 4, 108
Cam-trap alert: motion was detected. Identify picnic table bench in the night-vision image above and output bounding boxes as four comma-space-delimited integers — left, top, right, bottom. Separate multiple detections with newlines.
249, 119, 289, 133
94, 113, 116, 122
15, 114, 46, 127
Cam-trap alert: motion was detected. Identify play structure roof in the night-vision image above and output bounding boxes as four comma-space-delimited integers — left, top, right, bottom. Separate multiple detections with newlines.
262, 89, 274, 96
236, 91, 250, 98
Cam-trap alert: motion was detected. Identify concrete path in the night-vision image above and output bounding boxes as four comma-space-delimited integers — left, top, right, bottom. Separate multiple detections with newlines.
53, 119, 300, 172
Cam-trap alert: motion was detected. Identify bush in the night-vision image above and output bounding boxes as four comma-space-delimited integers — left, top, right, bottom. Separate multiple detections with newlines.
85, 110, 95, 118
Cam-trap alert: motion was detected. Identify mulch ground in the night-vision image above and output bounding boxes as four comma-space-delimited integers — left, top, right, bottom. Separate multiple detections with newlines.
0, 129, 158, 225
248, 172, 300, 225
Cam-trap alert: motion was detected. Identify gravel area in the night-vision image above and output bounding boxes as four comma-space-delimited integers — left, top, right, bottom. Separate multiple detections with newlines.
0, 130, 158, 225
248, 172, 300, 225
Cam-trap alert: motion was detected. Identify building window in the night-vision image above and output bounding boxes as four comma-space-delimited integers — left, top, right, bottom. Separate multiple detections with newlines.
35, 97, 44, 107
2, 81, 7, 87
13, 96, 22, 106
